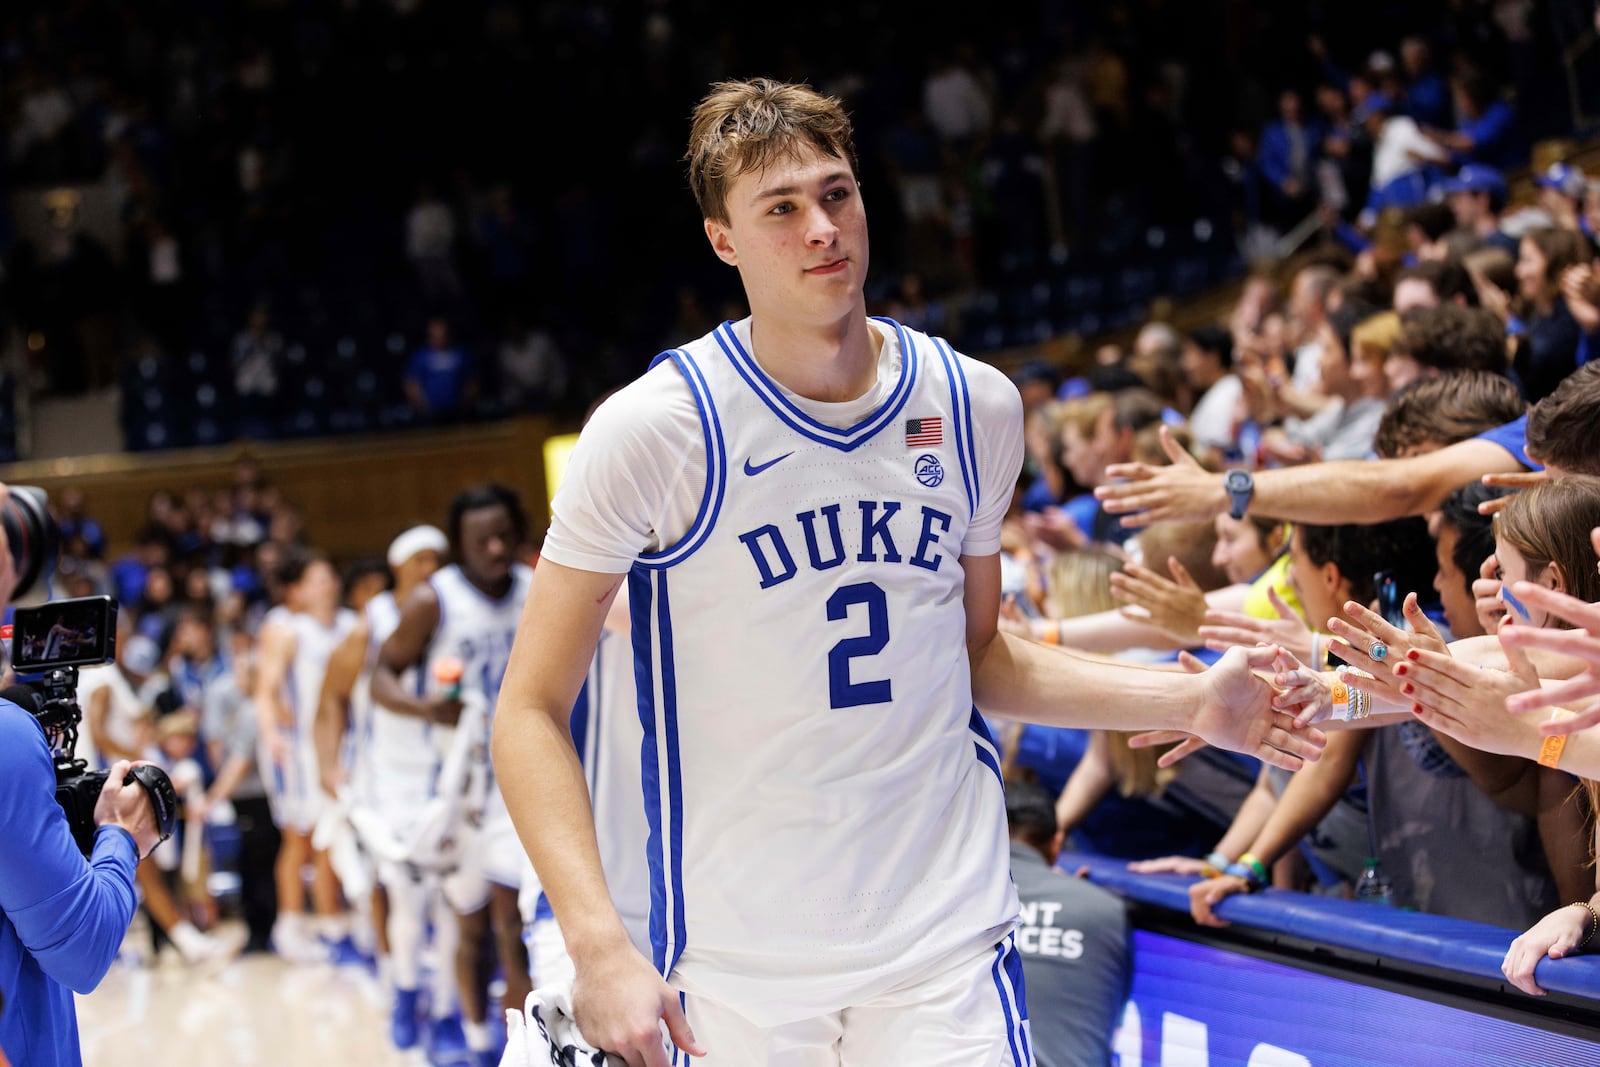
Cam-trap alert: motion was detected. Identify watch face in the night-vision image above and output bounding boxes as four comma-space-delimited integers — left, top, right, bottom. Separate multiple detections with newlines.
1227, 470, 1251, 492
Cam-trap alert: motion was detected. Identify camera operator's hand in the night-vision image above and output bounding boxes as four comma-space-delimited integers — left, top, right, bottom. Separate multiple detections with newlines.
93, 759, 161, 858
426, 696, 464, 727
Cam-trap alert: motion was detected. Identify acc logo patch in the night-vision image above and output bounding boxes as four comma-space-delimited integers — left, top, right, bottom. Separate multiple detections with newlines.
914, 453, 945, 488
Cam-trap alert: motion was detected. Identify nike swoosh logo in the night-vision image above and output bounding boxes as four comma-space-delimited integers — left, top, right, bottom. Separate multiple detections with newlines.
743, 452, 794, 476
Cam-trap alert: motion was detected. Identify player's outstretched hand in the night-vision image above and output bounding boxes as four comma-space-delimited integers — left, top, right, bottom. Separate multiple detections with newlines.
1127, 650, 1212, 767
571, 940, 705, 1067
1190, 644, 1325, 772
1096, 425, 1226, 528
1503, 904, 1595, 996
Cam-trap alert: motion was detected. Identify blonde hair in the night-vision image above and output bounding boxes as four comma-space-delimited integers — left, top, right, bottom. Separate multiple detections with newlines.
1043, 548, 1122, 619
1350, 309, 1402, 367
1056, 392, 1114, 440
1108, 732, 1175, 799
685, 79, 860, 225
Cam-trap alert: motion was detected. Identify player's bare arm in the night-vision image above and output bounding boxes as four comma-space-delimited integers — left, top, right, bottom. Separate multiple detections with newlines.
493, 557, 702, 1066
371, 583, 458, 726
313, 621, 367, 797
962, 552, 1324, 771
253, 617, 297, 767
1095, 432, 1525, 528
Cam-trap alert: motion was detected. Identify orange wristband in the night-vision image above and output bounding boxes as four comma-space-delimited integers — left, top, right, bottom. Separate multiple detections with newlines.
1539, 710, 1576, 768
1038, 620, 1061, 646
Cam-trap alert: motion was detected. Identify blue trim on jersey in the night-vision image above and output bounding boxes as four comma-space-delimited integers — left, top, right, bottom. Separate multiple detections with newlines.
673, 991, 690, 1065
656, 573, 688, 975
710, 318, 919, 451
630, 567, 686, 978
992, 934, 1032, 1066
932, 336, 980, 520
969, 707, 1004, 784
637, 350, 728, 570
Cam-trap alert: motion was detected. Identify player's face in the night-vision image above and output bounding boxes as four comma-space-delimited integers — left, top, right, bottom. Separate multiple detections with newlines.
704, 144, 868, 328
459, 506, 516, 586
298, 560, 341, 614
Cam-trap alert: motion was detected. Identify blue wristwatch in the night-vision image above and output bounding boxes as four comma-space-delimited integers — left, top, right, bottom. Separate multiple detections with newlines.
1224, 468, 1254, 520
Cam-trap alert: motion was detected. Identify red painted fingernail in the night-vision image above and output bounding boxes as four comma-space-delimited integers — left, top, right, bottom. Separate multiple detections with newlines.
1394, 664, 1408, 676
1401, 683, 1414, 695
1406, 649, 1421, 661
1412, 703, 1423, 714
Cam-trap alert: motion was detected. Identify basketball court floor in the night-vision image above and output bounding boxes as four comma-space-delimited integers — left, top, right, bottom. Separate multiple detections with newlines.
76, 921, 423, 1066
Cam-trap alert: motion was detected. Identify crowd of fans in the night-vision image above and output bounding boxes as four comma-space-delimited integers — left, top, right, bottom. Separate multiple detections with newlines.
1, 1, 1586, 456
988, 136, 1600, 1017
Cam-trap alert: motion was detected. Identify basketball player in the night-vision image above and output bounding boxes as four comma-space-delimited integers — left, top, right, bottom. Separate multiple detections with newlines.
254, 549, 359, 963
372, 486, 534, 1066
520, 596, 651, 990
313, 526, 448, 1005
491, 79, 1320, 1067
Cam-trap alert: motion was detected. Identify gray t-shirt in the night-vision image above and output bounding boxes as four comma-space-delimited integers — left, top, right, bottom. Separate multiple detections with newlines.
1009, 841, 1129, 1067
201, 670, 264, 800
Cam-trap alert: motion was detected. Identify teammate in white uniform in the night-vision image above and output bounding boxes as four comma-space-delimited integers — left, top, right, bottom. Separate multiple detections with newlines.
492, 79, 1321, 1067
254, 549, 359, 962
315, 524, 450, 1049
372, 486, 534, 1067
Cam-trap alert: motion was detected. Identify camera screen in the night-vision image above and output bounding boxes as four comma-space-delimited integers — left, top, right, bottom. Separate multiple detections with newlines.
11, 596, 117, 671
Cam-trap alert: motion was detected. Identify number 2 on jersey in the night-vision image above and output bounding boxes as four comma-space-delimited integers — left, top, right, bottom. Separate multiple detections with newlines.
826, 582, 892, 709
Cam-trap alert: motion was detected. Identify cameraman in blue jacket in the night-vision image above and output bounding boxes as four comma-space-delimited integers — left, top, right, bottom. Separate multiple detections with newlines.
0, 484, 162, 1067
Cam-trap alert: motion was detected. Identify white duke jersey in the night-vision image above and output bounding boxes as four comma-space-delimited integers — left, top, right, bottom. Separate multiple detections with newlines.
542, 317, 1025, 1026
571, 627, 650, 951
286, 608, 359, 735
348, 591, 401, 799
426, 563, 533, 824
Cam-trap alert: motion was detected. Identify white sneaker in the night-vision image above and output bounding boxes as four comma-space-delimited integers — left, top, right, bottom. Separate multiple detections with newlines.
271, 921, 331, 965
170, 921, 235, 965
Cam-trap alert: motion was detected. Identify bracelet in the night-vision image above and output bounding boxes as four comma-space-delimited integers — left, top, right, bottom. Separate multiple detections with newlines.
1224, 860, 1267, 891
1539, 710, 1576, 768
1572, 901, 1600, 950
1329, 677, 1351, 721
1201, 850, 1232, 878
1038, 619, 1062, 646
1332, 666, 1374, 721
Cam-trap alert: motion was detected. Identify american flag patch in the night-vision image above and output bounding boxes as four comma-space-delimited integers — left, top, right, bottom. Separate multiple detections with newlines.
905, 417, 943, 447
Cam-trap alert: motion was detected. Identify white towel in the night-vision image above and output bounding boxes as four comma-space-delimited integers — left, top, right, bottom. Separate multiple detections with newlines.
501, 985, 632, 1067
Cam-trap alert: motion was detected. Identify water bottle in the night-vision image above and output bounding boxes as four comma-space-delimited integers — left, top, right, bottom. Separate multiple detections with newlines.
1354, 857, 1396, 906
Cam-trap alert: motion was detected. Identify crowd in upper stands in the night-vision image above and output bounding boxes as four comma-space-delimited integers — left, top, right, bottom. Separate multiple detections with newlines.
1, 0, 1586, 456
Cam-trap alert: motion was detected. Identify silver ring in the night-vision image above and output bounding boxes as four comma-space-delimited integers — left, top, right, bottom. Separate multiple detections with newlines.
1369, 642, 1388, 663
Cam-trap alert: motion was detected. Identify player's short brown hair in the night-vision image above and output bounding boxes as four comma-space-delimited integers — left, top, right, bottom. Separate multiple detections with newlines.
685, 78, 860, 225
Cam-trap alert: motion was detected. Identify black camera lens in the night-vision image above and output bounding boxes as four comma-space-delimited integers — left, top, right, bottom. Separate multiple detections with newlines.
1, 485, 59, 600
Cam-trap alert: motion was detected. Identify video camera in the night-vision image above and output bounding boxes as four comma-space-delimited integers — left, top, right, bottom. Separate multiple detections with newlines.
3, 586, 178, 857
